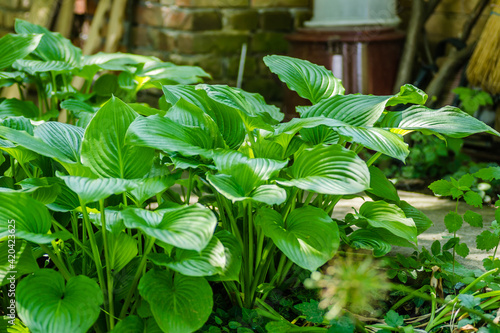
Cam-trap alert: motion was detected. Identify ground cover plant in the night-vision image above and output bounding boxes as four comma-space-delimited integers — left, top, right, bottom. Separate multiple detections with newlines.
1, 20, 500, 333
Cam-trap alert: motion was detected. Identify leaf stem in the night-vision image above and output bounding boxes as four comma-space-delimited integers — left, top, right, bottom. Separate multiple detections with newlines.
40, 244, 72, 281
119, 237, 156, 319
366, 152, 382, 167
100, 199, 115, 330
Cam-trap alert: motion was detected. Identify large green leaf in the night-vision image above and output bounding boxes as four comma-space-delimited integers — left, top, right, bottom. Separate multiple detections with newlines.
34, 122, 84, 163
397, 200, 433, 235
299, 84, 427, 127
129, 174, 180, 206
348, 229, 392, 257
13, 59, 72, 75
138, 270, 213, 333
212, 150, 287, 194
0, 99, 39, 119
112, 316, 144, 333
382, 105, 500, 138
365, 166, 400, 203
336, 126, 409, 162
198, 84, 283, 130
17, 269, 103, 333
149, 235, 226, 277
255, 206, 339, 271
121, 204, 217, 251
108, 232, 138, 272
58, 175, 139, 204
162, 86, 246, 149
0, 192, 69, 243
0, 125, 74, 163
207, 174, 286, 205
126, 114, 221, 158
15, 20, 82, 67
263, 55, 344, 103
355, 201, 417, 243
0, 240, 38, 286
17, 177, 61, 205
277, 144, 370, 195
81, 96, 154, 178
0, 33, 41, 70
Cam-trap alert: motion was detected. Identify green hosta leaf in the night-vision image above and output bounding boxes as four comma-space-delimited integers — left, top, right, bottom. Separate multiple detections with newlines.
476, 230, 499, 251
0, 125, 74, 163
277, 144, 370, 195
207, 173, 286, 205
366, 166, 399, 203
0, 99, 38, 119
129, 103, 166, 117
464, 191, 483, 208
129, 174, 180, 206
382, 105, 500, 138
299, 84, 425, 127
337, 126, 409, 162
0, 192, 69, 243
0, 33, 41, 70
198, 84, 283, 130
455, 243, 470, 258
444, 211, 463, 233
34, 122, 84, 163
112, 315, 144, 333
13, 59, 72, 75
255, 206, 340, 271
0, 138, 38, 164
397, 201, 433, 234
139, 62, 210, 85
162, 85, 246, 149
15, 20, 82, 67
348, 229, 392, 257
0, 317, 30, 332
1, 116, 33, 134
58, 175, 139, 204
138, 270, 213, 333
108, 232, 138, 272
88, 207, 124, 234
263, 55, 344, 103
60, 99, 96, 115
212, 150, 287, 193
121, 205, 217, 251
208, 230, 242, 281
428, 179, 453, 197
357, 201, 417, 243
81, 96, 154, 178
149, 235, 226, 277
17, 177, 60, 204
0, 240, 38, 286
464, 210, 483, 228
17, 269, 103, 333
126, 114, 220, 158
474, 167, 500, 181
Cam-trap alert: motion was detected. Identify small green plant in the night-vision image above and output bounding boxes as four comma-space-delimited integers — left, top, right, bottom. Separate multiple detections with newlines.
453, 87, 494, 116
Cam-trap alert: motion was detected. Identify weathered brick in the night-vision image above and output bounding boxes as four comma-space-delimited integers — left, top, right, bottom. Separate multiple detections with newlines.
176, 0, 248, 7
251, 0, 309, 8
250, 31, 288, 53
159, 30, 178, 51
163, 8, 222, 31
290, 8, 312, 28
132, 25, 161, 49
225, 55, 257, 78
169, 53, 223, 79
259, 9, 293, 31
134, 3, 164, 27
178, 31, 249, 54
223, 9, 259, 30
130, 48, 166, 60
3, 10, 19, 28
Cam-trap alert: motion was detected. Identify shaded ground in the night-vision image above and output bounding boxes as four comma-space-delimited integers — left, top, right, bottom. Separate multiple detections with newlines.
333, 191, 497, 270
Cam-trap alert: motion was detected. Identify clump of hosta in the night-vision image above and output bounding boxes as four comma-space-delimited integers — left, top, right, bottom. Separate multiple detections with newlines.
304, 253, 390, 320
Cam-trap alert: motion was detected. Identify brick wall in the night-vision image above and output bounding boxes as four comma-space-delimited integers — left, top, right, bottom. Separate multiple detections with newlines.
124, 0, 312, 102
0, 0, 31, 36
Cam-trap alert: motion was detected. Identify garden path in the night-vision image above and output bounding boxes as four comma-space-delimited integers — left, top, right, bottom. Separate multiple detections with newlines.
333, 191, 497, 270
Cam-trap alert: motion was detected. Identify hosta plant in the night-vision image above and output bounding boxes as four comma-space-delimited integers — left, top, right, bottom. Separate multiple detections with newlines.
1, 28, 499, 332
